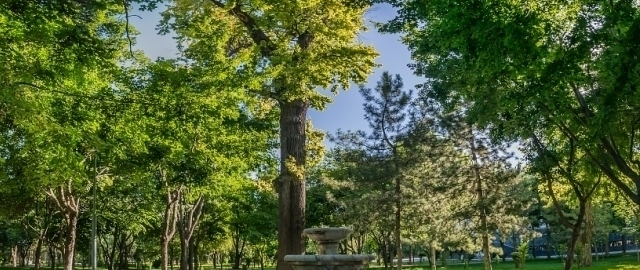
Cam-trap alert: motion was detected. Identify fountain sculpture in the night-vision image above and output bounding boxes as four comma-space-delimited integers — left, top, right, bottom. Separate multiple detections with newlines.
284, 227, 375, 270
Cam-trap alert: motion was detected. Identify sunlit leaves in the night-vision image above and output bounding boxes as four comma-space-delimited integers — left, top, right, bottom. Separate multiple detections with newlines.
160, 0, 378, 108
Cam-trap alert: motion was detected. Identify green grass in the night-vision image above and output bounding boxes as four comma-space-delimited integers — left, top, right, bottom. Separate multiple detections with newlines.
1, 256, 637, 270
377, 255, 639, 270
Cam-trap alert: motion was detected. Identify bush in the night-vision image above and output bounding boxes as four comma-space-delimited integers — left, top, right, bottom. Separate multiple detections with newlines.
511, 252, 522, 269
152, 260, 161, 269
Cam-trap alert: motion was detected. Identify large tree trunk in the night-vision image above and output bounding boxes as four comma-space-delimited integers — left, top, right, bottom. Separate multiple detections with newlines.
580, 199, 594, 267
161, 187, 180, 270
177, 196, 205, 270
276, 100, 309, 270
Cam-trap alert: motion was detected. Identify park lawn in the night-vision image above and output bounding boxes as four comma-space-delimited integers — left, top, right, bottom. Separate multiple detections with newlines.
1, 256, 638, 270
372, 255, 639, 270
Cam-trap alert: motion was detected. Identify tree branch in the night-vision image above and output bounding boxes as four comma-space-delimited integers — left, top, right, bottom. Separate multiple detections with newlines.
122, 0, 136, 58
545, 176, 575, 229
208, 0, 276, 57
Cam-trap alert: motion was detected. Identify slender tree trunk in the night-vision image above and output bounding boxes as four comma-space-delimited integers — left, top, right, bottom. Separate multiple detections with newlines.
636, 237, 640, 262
190, 237, 198, 270
408, 245, 413, 265
429, 247, 438, 270
580, 199, 594, 267
546, 232, 552, 259
622, 234, 627, 254
35, 238, 44, 269
470, 134, 492, 270
441, 249, 448, 267
276, 100, 309, 270
161, 186, 180, 270
20, 245, 29, 267
12, 246, 18, 267
259, 253, 264, 270
499, 240, 507, 262
429, 246, 436, 270
394, 176, 402, 270
99, 227, 117, 270
177, 196, 205, 270
564, 200, 587, 270
117, 233, 132, 270
232, 233, 245, 270
384, 234, 392, 269
49, 246, 56, 270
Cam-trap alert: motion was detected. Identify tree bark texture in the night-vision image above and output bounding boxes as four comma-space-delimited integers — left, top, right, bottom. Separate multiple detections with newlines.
11, 246, 18, 267
276, 100, 309, 270
429, 246, 436, 270
45, 183, 80, 270
580, 199, 594, 267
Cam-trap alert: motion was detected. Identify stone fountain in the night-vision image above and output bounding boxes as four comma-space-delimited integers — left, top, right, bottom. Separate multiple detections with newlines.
284, 227, 375, 270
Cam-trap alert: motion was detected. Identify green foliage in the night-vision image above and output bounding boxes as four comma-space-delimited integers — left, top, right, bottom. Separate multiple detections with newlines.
159, 0, 379, 108
383, 0, 640, 205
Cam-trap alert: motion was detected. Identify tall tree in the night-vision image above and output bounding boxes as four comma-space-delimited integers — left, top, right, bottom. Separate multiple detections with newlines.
156, 2, 378, 268
117, 58, 277, 270
528, 133, 602, 270
383, 0, 640, 206
331, 72, 434, 270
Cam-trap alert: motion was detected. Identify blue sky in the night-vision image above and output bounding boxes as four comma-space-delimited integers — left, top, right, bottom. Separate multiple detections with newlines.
129, 3, 422, 146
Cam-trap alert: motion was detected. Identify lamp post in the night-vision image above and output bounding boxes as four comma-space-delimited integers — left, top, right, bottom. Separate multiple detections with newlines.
92, 155, 98, 270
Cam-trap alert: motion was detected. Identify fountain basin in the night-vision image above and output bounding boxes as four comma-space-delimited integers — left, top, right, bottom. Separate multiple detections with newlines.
284, 254, 375, 270
284, 227, 375, 270
303, 227, 353, 243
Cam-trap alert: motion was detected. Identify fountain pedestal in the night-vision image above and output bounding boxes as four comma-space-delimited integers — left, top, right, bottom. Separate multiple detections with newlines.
284, 227, 375, 270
